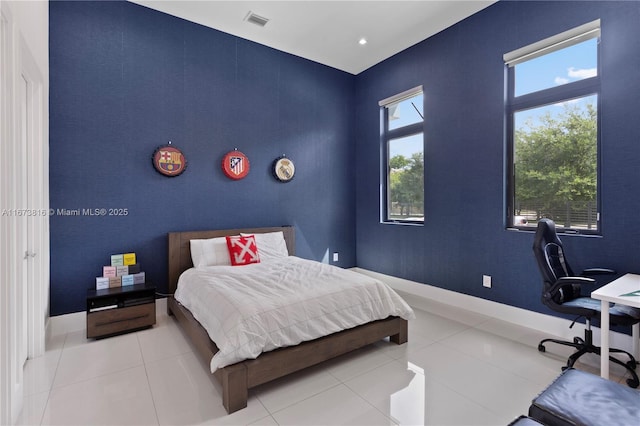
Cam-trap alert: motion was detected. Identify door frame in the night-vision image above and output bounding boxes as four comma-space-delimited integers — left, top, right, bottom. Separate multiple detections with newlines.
0, 5, 18, 424
0, 2, 48, 423
19, 27, 46, 361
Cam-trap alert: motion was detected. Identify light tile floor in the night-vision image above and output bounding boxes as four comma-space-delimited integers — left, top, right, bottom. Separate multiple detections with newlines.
17, 294, 634, 426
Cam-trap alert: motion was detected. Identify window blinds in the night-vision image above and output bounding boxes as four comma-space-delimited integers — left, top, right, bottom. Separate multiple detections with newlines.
503, 19, 600, 67
378, 85, 423, 107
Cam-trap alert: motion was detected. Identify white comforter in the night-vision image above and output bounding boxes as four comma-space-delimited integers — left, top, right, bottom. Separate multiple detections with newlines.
174, 256, 415, 371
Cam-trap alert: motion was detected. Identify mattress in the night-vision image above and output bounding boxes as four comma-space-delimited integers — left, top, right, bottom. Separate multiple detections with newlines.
174, 256, 415, 371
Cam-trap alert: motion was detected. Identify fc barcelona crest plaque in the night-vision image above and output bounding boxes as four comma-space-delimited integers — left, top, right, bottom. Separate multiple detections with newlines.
222, 150, 250, 180
152, 143, 187, 177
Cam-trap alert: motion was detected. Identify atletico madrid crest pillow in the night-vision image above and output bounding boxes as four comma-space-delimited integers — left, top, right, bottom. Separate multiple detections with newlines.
225, 235, 260, 266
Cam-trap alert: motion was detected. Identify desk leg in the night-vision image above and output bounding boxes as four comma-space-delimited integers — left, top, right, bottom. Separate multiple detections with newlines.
600, 300, 609, 379
633, 322, 640, 363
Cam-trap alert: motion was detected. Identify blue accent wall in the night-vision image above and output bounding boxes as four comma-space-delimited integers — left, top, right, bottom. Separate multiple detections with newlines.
49, 1, 356, 315
355, 1, 640, 318
50, 0, 640, 320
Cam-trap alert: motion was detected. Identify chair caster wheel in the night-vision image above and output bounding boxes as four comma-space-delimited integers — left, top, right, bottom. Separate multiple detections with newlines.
626, 378, 639, 388
538, 344, 546, 353
573, 337, 584, 344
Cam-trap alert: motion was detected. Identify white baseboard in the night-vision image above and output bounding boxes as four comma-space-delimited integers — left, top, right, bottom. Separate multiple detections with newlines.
45, 316, 51, 342
48, 311, 85, 337
46, 272, 636, 355
352, 267, 637, 354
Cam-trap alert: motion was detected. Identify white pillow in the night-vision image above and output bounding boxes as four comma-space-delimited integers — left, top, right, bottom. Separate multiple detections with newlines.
241, 231, 289, 260
190, 237, 232, 267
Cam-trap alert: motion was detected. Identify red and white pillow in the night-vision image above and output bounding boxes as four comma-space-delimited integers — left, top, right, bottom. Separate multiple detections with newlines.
225, 235, 260, 266
191, 231, 289, 268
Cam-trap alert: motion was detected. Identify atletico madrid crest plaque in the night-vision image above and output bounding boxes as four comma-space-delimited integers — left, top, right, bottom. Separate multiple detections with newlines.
222, 150, 250, 180
152, 143, 187, 177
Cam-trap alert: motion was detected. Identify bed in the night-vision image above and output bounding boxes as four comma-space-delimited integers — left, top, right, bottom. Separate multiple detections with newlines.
167, 226, 410, 414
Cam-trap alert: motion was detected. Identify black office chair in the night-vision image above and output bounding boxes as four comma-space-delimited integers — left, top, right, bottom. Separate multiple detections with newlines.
533, 218, 640, 387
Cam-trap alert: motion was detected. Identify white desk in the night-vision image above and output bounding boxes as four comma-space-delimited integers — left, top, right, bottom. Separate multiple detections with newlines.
591, 273, 640, 379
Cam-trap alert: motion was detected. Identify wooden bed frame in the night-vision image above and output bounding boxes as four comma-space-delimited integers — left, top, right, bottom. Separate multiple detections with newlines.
167, 226, 408, 414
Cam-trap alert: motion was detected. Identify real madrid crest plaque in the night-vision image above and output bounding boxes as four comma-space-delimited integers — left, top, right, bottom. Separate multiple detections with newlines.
152, 142, 187, 177
222, 149, 250, 180
273, 156, 295, 182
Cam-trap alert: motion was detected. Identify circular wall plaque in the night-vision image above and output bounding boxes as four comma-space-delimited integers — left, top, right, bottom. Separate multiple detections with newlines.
273, 157, 295, 182
222, 150, 250, 180
152, 145, 187, 177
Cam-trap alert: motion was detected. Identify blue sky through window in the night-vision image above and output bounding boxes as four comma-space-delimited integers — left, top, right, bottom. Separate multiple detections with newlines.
515, 38, 597, 97
387, 93, 423, 159
514, 37, 597, 130
389, 133, 423, 164
388, 93, 423, 130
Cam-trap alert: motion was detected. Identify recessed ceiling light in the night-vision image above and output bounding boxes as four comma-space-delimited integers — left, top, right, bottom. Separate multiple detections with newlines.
244, 11, 269, 27
358, 38, 368, 45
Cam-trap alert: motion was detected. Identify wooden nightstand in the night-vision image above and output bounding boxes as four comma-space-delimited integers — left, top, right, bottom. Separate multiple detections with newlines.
86, 282, 156, 338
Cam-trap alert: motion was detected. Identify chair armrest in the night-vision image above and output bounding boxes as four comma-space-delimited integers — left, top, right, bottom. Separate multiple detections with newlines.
582, 268, 616, 276
545, 276, 596, 301
556, 276, 596, 285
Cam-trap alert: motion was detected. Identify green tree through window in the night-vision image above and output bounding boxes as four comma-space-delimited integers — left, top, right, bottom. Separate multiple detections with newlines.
389, 152, 424, 218
514, 100, 597, 228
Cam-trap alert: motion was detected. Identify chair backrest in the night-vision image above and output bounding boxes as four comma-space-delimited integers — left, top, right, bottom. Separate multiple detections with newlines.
533, 219, 580, 304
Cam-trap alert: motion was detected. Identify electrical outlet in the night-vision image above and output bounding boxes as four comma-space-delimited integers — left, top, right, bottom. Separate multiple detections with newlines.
333, 252, 339, 262
483, 275, 492, 288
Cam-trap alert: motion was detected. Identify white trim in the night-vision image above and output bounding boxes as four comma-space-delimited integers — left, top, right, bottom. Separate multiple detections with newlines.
19, 31, 47, 359
50, 269, 637, 358
0, 5, 25, 423
378, 85, 423, 107
0, 5, 18, 424
49, 311, 86, 337
503, 19, 600, 67
0, 2, 49, 422
352, 268, 637, 354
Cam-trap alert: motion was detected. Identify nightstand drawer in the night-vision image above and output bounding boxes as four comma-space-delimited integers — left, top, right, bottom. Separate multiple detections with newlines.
87, 303, 156, 338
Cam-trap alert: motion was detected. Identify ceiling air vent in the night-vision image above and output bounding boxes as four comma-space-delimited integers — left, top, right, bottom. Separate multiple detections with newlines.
244, 11, 269, 27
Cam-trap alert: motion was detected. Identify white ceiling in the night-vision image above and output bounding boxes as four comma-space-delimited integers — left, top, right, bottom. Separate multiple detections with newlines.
129, 1, 496, 75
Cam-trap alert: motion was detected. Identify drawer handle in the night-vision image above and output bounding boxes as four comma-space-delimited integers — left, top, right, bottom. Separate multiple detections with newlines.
95, 314, 148, 327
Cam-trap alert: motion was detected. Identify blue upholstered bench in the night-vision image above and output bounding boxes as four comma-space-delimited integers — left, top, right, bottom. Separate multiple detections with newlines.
528, 368, 640, 426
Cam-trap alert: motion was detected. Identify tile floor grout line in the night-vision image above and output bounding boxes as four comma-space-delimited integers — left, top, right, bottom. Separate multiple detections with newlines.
266, 381, 345, 419
34, 331, 68, 426
136, 331, 162, 426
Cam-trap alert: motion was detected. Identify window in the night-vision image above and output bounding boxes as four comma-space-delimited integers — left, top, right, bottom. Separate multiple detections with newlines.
505, 20, 600, 232
380, 87, 424, 223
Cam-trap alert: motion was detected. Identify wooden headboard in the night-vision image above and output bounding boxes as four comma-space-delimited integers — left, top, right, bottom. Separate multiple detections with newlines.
167, 226, 295, 294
